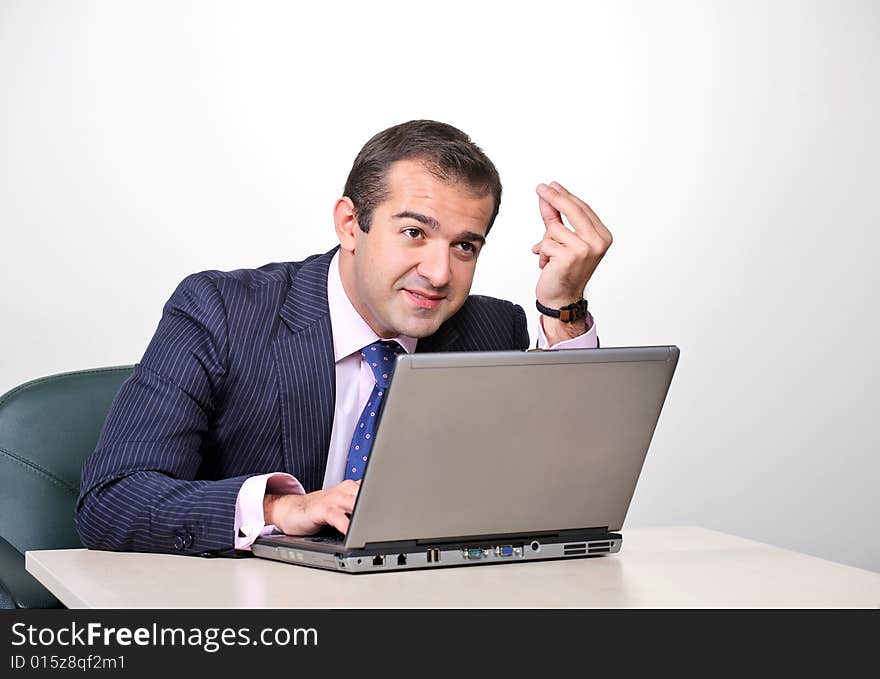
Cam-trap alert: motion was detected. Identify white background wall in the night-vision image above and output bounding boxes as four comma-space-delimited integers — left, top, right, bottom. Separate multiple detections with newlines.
2, 0, 878, 572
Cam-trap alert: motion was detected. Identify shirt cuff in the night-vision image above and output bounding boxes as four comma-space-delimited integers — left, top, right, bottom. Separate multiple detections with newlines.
233, 472, 305, 551
535, 310, 599, 350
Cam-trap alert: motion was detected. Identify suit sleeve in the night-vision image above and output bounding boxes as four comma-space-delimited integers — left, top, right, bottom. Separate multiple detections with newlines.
75, 273, 249, 556
513, 303, 530, 351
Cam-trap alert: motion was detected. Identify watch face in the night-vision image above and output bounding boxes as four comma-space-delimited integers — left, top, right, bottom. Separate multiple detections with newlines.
559, 299, 587, 322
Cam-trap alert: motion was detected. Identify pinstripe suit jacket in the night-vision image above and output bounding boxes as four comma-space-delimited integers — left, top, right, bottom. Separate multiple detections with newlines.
75, 247, 530, 555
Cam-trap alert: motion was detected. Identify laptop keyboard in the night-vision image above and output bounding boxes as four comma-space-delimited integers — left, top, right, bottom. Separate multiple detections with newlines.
303, 532, 345, 545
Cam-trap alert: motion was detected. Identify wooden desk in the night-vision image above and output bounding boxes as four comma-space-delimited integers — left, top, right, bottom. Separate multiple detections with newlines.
25, 526, 880, 608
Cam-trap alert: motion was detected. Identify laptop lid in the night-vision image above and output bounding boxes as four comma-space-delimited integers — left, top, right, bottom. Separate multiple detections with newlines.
343, 345, 679, 550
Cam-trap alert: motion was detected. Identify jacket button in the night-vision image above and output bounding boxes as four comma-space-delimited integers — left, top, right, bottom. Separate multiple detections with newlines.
173, 536, 185, 550
183, 534, 193, 548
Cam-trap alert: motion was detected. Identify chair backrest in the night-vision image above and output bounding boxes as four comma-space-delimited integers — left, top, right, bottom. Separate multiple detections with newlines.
0, 366, 133, 555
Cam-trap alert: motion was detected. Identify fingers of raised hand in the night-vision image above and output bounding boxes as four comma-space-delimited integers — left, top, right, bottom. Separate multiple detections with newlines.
530, 241, 550, 269
532, 236, 566, 262
538, 193, 564, 231
538, 182, 613, 250
546, 221, 586, 249
536, 183, 590, 235
539, 222, 592, 258
533, 220, 585, 268
555, 183, 613, 245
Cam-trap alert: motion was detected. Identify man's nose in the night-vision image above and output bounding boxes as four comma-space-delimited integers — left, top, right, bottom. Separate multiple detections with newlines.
416, 242, 451, 290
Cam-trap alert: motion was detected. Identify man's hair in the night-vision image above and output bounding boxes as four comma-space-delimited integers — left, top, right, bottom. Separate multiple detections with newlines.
343, 120, 502, 235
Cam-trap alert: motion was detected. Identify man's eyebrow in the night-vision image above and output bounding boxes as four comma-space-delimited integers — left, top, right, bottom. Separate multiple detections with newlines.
392, 211, 441, 230
392, 211, 486, 246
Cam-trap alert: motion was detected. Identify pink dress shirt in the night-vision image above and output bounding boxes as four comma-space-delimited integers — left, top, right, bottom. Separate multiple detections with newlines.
233, 251, 598, 549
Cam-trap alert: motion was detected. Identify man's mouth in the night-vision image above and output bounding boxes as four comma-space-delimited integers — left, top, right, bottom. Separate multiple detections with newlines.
403, 289, 445, 310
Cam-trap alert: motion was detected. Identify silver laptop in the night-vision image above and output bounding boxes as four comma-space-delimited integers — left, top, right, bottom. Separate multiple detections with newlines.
252, 345, 679, 573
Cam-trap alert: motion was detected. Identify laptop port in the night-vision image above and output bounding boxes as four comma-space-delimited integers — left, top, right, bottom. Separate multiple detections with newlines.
464, 548, 484, 560
426, 548, 440, 563
372, 555, 385, 566
495, 545, 514, 557
397, 554, 407, 566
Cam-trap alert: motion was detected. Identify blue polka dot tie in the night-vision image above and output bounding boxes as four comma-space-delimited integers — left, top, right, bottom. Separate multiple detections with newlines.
344, 340, 406, 481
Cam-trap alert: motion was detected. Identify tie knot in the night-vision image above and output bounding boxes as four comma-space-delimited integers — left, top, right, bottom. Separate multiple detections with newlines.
360, 340, 405, 388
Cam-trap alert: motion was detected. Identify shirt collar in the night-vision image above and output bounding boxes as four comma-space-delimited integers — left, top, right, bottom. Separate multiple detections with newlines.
327, 250, 418, 363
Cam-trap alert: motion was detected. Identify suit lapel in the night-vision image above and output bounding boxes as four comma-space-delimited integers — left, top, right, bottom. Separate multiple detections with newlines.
272, 249, 337, 493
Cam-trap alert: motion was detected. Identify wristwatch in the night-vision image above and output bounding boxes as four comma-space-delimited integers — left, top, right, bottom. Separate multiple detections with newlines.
535, 298, 588, 323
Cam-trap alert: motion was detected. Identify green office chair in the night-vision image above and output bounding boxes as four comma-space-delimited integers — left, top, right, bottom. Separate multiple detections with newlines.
0, 366, 133, 608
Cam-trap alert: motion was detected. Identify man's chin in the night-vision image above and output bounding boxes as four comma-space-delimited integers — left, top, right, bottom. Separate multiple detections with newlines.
394, 310, 453, 339
398, 319, 445, 339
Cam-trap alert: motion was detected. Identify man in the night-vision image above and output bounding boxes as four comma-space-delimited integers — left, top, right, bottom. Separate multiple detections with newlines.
75, 120, 613, 556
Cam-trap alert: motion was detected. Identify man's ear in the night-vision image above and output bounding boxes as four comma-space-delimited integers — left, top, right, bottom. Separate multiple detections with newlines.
334, 197, 361, 253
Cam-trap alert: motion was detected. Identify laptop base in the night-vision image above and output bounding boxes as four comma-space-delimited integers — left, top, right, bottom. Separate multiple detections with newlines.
252, 533, 622, 574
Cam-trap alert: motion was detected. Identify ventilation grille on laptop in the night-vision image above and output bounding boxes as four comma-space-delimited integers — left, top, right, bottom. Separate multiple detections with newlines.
564, 541, 612, 556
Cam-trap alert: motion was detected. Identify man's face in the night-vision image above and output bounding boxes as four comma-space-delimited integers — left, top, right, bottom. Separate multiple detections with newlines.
337, 159, 494, 339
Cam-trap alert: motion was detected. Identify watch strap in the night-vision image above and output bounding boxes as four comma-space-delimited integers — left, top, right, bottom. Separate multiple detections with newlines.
535, 298, 588, 322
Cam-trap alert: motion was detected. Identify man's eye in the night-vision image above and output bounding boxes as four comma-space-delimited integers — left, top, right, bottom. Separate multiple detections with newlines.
456, 242, 476, 254
403, 227, 423, 239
